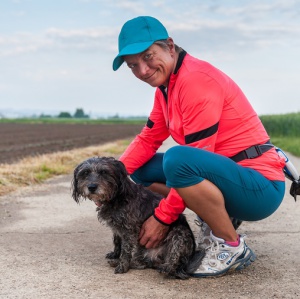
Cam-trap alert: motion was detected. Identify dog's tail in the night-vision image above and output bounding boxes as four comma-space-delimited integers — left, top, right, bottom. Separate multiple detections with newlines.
186, 249, 205, 274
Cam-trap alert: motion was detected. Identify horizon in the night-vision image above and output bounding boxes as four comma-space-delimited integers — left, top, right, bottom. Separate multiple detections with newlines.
1, 107, 299, 120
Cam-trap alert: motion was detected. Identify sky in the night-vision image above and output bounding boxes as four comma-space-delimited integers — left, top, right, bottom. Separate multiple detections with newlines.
0, 0, 300, 118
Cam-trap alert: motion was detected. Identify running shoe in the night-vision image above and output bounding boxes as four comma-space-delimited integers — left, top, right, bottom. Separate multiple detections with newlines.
192, 232, 256, 277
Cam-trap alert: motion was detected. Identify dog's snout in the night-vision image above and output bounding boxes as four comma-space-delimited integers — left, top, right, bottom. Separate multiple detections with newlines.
88, 183, 98, 193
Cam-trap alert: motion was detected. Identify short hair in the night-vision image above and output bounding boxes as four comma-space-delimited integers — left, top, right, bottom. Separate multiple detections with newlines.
154, 39, 181, 53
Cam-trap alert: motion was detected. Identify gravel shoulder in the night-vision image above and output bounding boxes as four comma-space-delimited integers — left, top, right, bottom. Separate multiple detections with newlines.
1, 139, 300, 299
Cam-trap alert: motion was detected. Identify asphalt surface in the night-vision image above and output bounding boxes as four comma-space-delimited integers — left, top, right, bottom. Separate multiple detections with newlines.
1, 139, 300, 299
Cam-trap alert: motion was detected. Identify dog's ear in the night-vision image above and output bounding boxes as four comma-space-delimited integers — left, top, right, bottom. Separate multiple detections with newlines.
113, 159, 133, 195
71, 164, 80, 203
114, 159, 128, 178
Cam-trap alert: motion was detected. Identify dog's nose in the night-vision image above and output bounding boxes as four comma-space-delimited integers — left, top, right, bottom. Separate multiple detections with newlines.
88, 184, 98, 193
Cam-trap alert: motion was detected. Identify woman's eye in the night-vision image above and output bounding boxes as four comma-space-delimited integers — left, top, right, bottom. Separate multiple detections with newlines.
144, 53, 152, 60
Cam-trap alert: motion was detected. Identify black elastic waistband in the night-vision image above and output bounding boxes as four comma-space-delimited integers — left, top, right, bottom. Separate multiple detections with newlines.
229, 141, 273, 163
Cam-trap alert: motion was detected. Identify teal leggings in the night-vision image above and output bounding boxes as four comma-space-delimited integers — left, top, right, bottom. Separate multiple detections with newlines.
131, 145, 285, 221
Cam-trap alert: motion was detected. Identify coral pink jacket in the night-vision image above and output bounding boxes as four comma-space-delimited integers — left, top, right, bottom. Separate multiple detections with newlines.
120, 51, 285, 224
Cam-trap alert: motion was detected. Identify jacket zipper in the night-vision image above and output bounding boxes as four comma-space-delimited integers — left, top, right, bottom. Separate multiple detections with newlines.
159, 86, 169, 128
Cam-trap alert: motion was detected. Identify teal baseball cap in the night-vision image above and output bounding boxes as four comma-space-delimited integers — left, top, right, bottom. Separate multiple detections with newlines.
112, 16, 169, 71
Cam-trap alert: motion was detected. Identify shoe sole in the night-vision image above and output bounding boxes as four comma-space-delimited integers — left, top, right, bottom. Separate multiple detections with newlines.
191, 247, 256, 278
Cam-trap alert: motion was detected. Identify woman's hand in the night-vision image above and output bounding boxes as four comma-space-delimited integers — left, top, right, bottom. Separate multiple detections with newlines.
139, 215, 169, 249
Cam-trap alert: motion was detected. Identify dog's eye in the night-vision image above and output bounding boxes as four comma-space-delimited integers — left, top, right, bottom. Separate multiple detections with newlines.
98, 170, 107, 175
80, 169, 90, 177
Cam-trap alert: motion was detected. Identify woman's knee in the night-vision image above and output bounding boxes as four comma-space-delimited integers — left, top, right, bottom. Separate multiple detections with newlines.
131, 153, 166, 187
163, 146, 204, 187
163, 146, 186, 175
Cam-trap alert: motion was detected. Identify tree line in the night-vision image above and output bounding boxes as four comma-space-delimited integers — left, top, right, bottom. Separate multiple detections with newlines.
40, 108, 89, 119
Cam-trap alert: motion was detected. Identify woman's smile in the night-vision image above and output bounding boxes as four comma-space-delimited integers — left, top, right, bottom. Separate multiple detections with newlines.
143, 69, 158, 81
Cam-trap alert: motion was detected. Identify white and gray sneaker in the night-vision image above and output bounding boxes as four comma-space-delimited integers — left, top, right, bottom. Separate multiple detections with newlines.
195, 216, 243, 250
194, 217, 211, 250
191, 231, 256, 278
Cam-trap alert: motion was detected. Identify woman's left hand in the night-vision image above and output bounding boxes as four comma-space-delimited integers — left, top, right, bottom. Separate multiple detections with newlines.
139, 215, 169, 249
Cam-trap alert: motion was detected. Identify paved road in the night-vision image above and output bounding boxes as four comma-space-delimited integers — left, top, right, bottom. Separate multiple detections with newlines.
1, 139, 300, 299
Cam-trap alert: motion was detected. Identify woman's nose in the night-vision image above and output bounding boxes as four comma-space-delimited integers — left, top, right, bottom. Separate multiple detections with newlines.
138, 62, 150, 77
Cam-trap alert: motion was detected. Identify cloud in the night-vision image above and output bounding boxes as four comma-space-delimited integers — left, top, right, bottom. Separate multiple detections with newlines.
0, 26, 119, 57
113, 0, 146, 14
165, 1, 300, 54
0, 33, 40, 56
1, 0, 299, 59
213, 0, 300, 20
45, 27, 117, 51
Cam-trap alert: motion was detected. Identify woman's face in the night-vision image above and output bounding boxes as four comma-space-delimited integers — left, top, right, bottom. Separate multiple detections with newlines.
124, 41, 176, 87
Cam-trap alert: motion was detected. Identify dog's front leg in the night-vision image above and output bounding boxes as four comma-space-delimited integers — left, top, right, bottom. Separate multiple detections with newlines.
106, 233, 121, 260
114, 239, 132, 274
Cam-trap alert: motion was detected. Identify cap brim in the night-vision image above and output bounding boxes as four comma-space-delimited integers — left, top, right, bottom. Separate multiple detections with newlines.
112, 41, 154, 71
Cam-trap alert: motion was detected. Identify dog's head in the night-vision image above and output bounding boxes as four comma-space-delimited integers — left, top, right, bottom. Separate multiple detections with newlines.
72, 156, 129, 207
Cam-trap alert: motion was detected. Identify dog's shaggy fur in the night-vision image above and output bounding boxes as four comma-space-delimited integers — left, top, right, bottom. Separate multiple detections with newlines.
72, 156, 204, 279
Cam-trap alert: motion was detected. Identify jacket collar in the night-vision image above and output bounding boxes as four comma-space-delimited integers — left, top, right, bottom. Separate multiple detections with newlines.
174, 49, 187, 74
158, 49, 187, 96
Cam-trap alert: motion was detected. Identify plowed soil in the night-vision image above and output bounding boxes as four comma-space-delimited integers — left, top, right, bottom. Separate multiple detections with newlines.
0, 123, 143, 164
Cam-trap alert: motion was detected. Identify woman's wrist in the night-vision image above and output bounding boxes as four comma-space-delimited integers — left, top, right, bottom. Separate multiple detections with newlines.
153, 213, 171, 226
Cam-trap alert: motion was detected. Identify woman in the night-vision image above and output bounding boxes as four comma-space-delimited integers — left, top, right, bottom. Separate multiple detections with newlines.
112, 16, 285, 277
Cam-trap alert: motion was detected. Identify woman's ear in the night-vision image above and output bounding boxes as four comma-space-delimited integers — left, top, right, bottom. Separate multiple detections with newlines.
166, 37, 175, 54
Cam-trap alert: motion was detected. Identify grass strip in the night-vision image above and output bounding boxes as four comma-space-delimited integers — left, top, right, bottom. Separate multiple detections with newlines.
0, 139, 130, 197
269, 137, 300, 157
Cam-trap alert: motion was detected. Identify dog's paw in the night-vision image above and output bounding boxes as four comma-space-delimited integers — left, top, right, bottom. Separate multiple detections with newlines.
107, 259, 119, 267
174, 270, 190, 280
114, 261, 130, 274
106, 251, 119, 259
157, 265, 189, 280
130, 260, 148, 270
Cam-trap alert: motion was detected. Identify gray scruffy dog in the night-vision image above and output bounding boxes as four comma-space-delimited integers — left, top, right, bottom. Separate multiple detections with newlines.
72, 156, 204, 279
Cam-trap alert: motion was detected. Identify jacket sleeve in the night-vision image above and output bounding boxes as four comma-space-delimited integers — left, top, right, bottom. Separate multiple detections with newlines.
119, 90, 170, 175
154, 188, 186, 225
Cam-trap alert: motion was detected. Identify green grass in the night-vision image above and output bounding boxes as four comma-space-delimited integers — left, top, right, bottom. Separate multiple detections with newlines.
268, 137, 300, 157
259, 112, 300, 157
260, 112, 300, 137
0, 140, 130, 196
34, 164, 67, 182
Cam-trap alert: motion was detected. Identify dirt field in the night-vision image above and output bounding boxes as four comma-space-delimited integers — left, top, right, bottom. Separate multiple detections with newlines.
0, 123, 144, 164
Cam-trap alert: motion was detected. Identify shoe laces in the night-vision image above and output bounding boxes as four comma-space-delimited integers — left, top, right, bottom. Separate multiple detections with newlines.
202, 237, 223, 267
194, 218, 202, 227
203, 234, 247, 267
